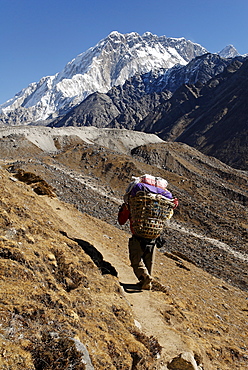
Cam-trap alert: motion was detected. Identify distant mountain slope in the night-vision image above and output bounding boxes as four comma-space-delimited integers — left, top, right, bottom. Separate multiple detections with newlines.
49, 54, 248, 170
0, 125, 163, 155
138, 57, 248, 170
0, 31, 207, 126
50, 53, 237, 129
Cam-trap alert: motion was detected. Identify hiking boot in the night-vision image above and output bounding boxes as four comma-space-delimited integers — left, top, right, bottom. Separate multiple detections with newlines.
136, 275, 144, 290
141, 275, 152, 290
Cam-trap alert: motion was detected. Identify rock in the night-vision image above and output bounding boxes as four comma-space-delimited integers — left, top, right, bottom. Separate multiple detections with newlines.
167, 351, 201, 370
71, 337, 95, 370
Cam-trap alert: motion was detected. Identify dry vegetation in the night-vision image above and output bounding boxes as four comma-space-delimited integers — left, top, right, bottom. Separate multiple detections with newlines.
0, 128, 247, 369
0, 168, 160, 369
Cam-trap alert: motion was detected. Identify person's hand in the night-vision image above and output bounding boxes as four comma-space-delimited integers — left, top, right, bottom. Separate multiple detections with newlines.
173, 198, 179, 208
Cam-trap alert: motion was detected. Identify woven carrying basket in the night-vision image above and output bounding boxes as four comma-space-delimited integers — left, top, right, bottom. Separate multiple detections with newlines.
129, 192, 174, 239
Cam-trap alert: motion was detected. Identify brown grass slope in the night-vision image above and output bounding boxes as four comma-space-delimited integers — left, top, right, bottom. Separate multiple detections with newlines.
0, 166, 248, 369
0, 167, 160, 369
6, 136, 247, 290
0, 128, 247, 369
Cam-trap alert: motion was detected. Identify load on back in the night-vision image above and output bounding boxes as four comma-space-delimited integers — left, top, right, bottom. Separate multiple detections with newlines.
118, 174, 178, 290
122, 174, 178, 239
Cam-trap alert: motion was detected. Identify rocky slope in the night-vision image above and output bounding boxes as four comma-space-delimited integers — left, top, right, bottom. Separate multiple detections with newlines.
137, 58, 248, 171
48, 55, 248, 171
0, 126, 247, 369
1, 126, 247, 290
49, 53, 237, 129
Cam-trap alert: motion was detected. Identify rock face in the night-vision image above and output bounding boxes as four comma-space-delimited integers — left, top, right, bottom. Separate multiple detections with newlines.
167, 352, 200, 370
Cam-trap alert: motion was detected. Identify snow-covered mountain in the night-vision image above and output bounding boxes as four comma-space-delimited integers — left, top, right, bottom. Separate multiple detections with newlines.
50, 52, 239, 130
219, 44, 239, 58
0, 31, 208, 125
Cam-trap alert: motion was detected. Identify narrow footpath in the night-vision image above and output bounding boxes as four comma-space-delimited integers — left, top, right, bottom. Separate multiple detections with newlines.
44, 196, 208, 369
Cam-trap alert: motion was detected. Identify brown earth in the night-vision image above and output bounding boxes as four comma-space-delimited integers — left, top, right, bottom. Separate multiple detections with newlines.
5, 137, 247, 291
0, 127, 247, 369
0, 166, 247, 369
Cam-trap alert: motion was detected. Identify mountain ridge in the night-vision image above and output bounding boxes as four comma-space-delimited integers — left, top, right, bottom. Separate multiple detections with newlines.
0, 31, 214, 125
48, 53, 248, 170
137, 57, 248, 170
50, 53, 240, 130
0, 32, 246, 171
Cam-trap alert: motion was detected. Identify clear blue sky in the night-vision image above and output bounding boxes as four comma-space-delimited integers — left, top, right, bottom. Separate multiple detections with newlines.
0, 0, 247, 104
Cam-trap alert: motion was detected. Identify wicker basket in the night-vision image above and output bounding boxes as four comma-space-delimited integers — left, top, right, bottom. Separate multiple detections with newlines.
129, 192, 174, 239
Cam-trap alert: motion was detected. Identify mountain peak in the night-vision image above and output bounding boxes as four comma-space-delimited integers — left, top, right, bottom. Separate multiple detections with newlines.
142, 31, 156, 37
219, 44, 239, 58
0, 31, 208, 125
108, 30, 122, 37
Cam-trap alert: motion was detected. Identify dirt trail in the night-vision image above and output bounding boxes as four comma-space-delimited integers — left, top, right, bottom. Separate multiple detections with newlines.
40, 161, 248, 265
44, 196, 204, 369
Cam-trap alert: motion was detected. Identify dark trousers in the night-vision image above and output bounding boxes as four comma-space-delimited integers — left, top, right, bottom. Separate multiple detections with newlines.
128, 235, 156, 281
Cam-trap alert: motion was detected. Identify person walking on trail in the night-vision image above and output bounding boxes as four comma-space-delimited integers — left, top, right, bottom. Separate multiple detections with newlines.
118, 175, 178, 291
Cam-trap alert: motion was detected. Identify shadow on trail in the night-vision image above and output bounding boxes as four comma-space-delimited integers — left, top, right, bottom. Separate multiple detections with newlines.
60, 231, 118, 277
121, 280, 170, 294
120, 282, 142, 294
